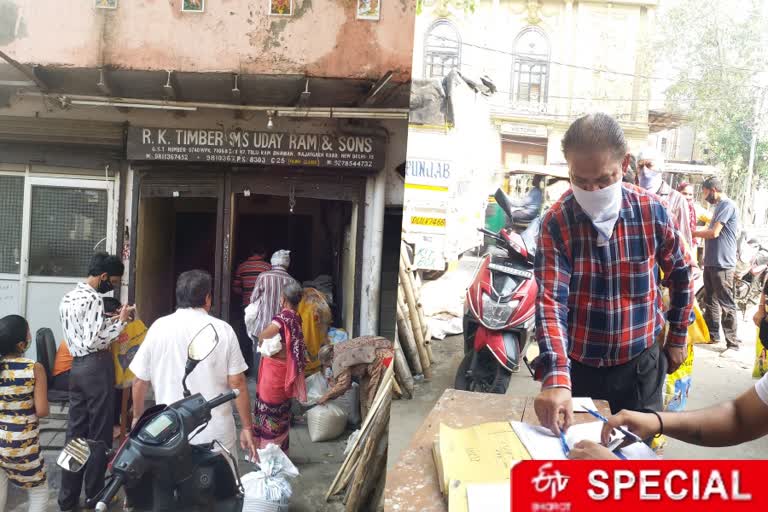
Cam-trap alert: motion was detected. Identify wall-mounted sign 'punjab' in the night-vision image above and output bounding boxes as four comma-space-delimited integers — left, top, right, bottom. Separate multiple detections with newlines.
357, 0, 381, 20
182, 0, 204, 12
95, 0, 117, 8
127, 127, 386, 171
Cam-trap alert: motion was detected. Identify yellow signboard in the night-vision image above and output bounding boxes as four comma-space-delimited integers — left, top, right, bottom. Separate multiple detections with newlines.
411, 216, 446, 227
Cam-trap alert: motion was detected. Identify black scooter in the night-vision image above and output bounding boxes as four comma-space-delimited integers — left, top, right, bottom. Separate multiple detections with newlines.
57, 324, 245, 512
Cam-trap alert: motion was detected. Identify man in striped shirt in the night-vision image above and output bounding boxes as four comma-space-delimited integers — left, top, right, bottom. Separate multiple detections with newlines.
233, 244, 272, 307
533, 114, 694, 437
248, 249, 299, 350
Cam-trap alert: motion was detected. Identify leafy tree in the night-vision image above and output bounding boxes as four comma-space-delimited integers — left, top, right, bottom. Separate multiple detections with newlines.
656, 0, 768, 213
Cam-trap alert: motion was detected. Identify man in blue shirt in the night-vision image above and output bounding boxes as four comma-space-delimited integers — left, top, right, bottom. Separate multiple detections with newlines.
509, 174, 544, 224
694, 177, 742, 351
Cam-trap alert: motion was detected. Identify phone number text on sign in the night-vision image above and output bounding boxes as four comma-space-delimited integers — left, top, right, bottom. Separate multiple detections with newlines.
410, 216, 446, 227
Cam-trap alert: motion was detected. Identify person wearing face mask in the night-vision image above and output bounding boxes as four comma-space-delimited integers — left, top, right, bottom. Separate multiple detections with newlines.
0, 315, 49, 512
636, 147, 694, 251
694, 177, 742, 352
533, 113, 694, 438
58, 252, 135, 512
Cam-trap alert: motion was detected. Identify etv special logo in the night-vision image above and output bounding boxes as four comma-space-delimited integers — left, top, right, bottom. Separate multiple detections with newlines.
513, 460, 766, 512
530, 463, 573, 511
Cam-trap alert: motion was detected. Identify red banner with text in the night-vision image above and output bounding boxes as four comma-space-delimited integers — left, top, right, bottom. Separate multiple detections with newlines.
511, 460, 767, 511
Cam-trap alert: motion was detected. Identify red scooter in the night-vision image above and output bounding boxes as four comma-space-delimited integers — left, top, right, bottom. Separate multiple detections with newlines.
455, 189, 539, 394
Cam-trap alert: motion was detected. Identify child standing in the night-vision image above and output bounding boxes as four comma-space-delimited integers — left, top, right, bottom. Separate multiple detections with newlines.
0, 315, 49, 511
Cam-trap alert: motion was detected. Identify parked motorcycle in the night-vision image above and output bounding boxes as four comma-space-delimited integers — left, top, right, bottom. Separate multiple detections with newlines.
734, 235, 768, 317
454, 188, 539, 394
57, 324, 245, 512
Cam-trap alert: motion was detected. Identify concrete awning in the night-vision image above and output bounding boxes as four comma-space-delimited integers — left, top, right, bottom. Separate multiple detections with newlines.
0, 62, 410, 109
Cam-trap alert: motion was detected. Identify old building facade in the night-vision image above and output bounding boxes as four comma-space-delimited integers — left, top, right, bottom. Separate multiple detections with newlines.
411, 0, 658, 169
0, 0, 415, 357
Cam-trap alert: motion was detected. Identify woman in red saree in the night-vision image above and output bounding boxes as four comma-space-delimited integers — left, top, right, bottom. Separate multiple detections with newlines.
253, 282, 307, 452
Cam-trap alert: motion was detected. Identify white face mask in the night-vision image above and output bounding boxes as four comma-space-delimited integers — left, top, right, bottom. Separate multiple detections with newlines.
638, 167, 663, 192
571, 180, 623, 241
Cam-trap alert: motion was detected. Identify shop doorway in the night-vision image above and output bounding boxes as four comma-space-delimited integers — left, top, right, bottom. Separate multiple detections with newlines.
135, 197, 218, 327
229, 193, 354, 366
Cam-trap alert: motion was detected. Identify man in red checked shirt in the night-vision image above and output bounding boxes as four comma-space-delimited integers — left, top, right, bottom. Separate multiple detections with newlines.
533, 113, 694, 437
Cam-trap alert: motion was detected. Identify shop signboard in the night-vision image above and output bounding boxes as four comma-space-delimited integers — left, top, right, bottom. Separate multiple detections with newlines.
127, 127, 386, 171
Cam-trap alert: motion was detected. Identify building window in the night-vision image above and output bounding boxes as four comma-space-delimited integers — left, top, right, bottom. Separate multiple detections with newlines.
511, 27, 550, 104
660, 137, 668, 154
424, 20, 461, 79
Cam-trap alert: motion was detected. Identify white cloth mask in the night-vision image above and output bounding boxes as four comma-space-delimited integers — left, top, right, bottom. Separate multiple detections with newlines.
638, 167, 663, 193
571, 180, 623, 241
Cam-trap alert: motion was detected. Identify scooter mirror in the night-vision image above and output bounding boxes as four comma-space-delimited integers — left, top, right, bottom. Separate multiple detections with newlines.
57, 438, 91, 473
494, 188, 515, 222
188, 323, 219, 362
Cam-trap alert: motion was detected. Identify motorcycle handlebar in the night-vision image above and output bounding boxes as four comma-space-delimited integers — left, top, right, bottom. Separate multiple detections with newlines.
207, 389, 240, 410
95, 473, 125, 512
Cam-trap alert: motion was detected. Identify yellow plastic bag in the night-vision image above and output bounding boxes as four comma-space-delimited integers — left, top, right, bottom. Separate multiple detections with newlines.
754, 327, 768, 379
688, 302, 710, 344
663, 341, 694, 412
112, 319, 147, 389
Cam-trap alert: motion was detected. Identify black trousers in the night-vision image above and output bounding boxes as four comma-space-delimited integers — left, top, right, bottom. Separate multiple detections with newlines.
59, 351, 114, 510
571, 343, 668, 414
703, 267, 740, 347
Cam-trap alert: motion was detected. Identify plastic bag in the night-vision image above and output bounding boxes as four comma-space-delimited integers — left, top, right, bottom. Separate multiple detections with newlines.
754, 327, 768, 379
688, 302, 710, 344
332, 382, 361, 426
244, 303, 261, 339
663, 341, 694, 412
241, 444, 299, 506
328, 328, 349, 344
344, 429, 362, 456
303, 372, 329, 405
258, 334, 282, 357
307, 403, 347, 442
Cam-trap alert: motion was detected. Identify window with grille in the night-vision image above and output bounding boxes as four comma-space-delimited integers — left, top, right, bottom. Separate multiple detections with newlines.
0, 175, 24, 274
28, 186, 108, 277
512, 27, 550, 104
424, 20, 461, 79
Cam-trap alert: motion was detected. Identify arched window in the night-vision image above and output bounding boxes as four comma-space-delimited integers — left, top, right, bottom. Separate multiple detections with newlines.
424, 20, 461, 79
512, 27, 550, 103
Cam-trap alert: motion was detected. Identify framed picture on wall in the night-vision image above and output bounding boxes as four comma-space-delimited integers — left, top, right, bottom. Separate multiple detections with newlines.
182, 0, 205, 12
269, 0, 293, 16
356, 0, 380, 20
95, 0, 118, 9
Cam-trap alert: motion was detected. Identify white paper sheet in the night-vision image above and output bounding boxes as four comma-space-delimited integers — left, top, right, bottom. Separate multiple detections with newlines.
572, 397, 598, 413
510, 421, 625, 460
466, 482, 510, 512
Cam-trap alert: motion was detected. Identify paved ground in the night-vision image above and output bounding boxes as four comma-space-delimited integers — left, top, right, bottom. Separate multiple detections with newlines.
8, 379, 349, 511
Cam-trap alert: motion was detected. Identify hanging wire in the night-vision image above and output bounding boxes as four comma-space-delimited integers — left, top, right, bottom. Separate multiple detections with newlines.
288, 184, 296, 214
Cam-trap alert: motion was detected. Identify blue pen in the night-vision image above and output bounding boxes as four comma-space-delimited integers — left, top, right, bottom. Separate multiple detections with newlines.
582, 407, 643, 444
559, 432, 570, 457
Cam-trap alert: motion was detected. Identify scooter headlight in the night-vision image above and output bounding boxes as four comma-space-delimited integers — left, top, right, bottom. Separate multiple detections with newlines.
481, 294, 519, 329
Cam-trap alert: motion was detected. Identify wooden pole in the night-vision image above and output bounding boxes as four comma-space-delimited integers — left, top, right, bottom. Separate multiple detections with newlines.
326, 365, 394, 500
345, 390, 392, 511
395, 300, 422, 375
398, 297, 430, 377
393, 333, 414, 398
398, 269, 426, 351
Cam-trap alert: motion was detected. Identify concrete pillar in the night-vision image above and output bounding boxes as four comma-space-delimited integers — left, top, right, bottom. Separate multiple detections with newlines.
359, 168, 387, 336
